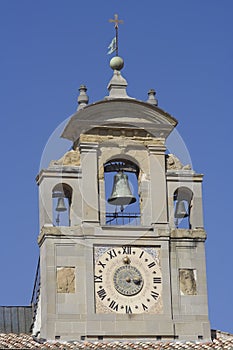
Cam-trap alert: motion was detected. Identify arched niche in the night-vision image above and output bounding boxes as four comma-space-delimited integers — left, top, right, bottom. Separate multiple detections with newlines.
52, 183, 73, 226
104, 158, 140, 225
174, 187, 193, 229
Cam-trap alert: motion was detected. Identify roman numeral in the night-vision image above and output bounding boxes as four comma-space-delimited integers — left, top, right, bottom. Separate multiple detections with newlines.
97, 260, 106, 269
153, 277, 161, 284
94, 275, 103, 283
139, 251, 144, 259
142, 303, 148, 311
148, 261, 156, 268
125, 305, 132, 314
151, 291, 159, 300
122, 246, 132, 254
109, 300, 119, 311
107, 249, 117, 259
97, 288, 107, 300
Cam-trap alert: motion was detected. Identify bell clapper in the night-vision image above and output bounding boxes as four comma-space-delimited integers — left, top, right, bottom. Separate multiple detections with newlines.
56, 213, 60, 226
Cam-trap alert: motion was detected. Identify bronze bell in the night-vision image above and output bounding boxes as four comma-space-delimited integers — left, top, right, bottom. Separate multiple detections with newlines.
174, 200, 188, 219
55, 197, 67, 212
108, 171, 136, 206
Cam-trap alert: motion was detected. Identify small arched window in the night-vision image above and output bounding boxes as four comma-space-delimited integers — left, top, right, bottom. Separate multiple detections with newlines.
52, 183, 72, 226
104, 159, 140, 225
174, 187, 193, 229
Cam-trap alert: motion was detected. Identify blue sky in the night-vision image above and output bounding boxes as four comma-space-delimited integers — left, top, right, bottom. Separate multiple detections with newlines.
0, 0, 233, 334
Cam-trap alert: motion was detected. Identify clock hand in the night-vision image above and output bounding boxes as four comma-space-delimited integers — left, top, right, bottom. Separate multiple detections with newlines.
123, 256, 131, 264
133, 276, 142, 285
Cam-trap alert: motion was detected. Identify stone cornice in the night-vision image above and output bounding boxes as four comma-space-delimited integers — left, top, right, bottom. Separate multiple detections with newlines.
36, 167, 81, 185
61, 99, 177, 143
79, 141, 99, 153
166, 171, 204, 182
37, 226, 83, 246
38, 225, 206, 245
171, 228, 207, 240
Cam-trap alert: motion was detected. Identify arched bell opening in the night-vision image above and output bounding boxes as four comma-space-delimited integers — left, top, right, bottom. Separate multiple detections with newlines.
52, 183, 72, 226
173, 187, 193, 229
104, 159, 140, 225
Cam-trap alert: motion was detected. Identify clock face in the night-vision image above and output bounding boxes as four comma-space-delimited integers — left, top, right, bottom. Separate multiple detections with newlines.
94, 246, 163, 314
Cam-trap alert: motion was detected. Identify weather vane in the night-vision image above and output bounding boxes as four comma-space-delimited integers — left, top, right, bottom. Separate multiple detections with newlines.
108, 14, 123, 56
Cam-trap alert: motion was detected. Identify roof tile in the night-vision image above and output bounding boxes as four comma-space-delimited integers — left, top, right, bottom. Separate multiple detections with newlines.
0, 333, 233, 349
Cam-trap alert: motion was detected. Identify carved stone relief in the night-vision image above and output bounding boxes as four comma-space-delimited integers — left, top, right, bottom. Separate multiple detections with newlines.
50, 150, 80, 167
57, 267, 75, 293
166, 154, 191, 170
179, 269, 197, 295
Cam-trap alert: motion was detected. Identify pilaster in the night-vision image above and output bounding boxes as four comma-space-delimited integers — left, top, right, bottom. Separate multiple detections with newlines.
79, 142, 99, 223
148, 145, 167, 224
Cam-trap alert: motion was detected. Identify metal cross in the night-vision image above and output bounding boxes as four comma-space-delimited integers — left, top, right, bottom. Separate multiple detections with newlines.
109, 14, 123, 56
109, 14, 123, 29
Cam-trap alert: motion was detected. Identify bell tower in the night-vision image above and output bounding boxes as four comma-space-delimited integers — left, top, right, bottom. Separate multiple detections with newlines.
33, 53, 211, 342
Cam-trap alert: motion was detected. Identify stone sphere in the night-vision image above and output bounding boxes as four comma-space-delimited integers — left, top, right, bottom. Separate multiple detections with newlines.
110, 56, 124, 71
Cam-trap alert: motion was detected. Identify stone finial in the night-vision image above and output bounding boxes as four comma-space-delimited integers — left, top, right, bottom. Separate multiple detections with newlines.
106, 70, 129, 99
147, 89, 158, 106
110, 56, 124, 71
106, 56, 130, 99
77, 85, 89, 110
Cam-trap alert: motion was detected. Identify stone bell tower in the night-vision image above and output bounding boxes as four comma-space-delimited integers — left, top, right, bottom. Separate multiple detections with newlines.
32, 55, 211, 342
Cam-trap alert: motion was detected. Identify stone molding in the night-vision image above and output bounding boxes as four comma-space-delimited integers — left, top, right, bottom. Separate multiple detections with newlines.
37, 225, 206, 246
148, 144, 167, 154
171, 228, 206, 240
79, 141, 99, 153
78, 132, 165, 147
61, 99, 177, 142
36, 167, 81, 185
37, 226, 83, 246
166, 172, 203, 182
